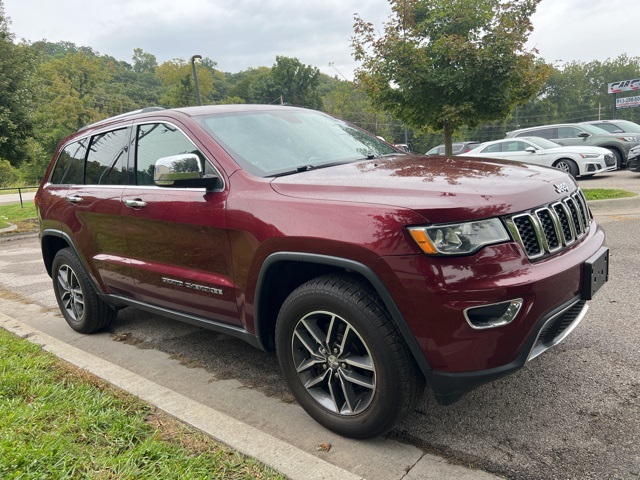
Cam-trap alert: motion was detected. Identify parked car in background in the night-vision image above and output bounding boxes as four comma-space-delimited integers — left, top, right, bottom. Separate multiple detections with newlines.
426, 141, 480, 156
627, 145, 640, 172
582, 119, 640, 135
461, 137, 616, 178
506, 123, 640, 169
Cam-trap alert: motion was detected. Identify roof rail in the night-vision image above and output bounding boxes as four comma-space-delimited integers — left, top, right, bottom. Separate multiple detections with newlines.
81, 107, 166, 130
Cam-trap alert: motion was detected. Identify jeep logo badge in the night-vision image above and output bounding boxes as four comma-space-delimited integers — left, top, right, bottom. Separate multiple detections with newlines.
554, 183, 570, 194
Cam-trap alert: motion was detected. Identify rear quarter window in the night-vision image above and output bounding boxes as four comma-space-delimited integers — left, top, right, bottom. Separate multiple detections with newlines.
50, 139, 87, 185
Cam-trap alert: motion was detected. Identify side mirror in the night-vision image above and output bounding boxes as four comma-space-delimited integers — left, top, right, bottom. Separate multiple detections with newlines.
577, 132, 590, 138
154, 154, 220, 190
525, 146, 537, 153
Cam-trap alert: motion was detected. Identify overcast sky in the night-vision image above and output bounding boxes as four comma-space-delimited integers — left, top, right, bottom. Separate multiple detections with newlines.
3, 0, 639, 80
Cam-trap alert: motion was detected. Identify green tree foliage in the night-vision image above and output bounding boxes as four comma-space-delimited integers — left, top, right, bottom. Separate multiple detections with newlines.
248, 56, 322, 108
0, 2, 35, 166
352, 0, 550, 154
33, 52, 112, 152
156, 58, 216, 107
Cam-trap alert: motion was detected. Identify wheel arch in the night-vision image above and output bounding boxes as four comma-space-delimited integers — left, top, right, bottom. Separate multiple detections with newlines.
40, 229, 75, 277
254, 252, 432, 375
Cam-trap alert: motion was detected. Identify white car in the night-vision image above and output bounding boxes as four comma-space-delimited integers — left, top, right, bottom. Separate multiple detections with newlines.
460, 136, 617, 178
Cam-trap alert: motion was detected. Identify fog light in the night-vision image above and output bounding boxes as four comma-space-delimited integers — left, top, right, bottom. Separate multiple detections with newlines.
464, 299, 523, 329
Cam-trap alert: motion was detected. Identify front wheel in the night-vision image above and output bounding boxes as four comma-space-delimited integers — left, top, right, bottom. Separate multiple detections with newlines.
609, 149, 623, 169
554, 158, 579, 178
52, 248, 116, 333
275, 275, 424, 438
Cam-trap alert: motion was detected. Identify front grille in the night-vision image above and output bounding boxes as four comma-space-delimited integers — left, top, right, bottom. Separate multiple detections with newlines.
604, 154, 616, 167
506, 191, 591, 260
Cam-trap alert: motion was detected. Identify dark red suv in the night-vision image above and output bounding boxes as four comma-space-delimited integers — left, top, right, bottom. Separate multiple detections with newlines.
36, 105, 609, 438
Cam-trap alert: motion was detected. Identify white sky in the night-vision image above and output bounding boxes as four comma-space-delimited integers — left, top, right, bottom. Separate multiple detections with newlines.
3, 0, 639, 79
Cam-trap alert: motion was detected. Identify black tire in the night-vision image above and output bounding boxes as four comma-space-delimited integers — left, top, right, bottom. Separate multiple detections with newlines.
609, 149, 623, 169
275, 274, 424, 438
553, 158, 579, 178
51, 248, 116, 333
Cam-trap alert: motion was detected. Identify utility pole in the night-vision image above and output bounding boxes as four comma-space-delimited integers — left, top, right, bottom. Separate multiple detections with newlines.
190, 55, 203, 106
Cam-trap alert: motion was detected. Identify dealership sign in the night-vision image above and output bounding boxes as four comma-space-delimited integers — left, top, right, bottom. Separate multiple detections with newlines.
616, 95, 640, 109
608, 79, 640, 94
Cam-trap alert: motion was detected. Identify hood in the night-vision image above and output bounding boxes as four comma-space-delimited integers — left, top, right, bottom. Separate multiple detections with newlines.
270, 155, 577, 224
544, 146, 611, 155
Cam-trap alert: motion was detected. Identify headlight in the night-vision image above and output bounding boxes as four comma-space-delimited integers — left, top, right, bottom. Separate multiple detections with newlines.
408, 218, 510, 255
579, 153, 600, 159
617, 136, 640, 142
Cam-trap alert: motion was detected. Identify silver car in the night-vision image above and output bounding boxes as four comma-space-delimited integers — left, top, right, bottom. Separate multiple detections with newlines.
505, 122, 640, 168
461, 136, 617, 178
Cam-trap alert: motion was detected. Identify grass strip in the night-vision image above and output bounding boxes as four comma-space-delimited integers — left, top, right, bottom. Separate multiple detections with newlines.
581, 189, 637, 201
0, 328, 285, 479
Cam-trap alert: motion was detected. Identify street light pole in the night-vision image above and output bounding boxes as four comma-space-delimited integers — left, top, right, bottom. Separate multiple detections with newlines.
190, 54, 203, 106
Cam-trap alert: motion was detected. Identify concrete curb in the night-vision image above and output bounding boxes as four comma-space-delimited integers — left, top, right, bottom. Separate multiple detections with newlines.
0, 312, 363, 480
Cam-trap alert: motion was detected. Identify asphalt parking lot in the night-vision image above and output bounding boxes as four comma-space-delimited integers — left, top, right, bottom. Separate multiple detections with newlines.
0, 169, 639, 479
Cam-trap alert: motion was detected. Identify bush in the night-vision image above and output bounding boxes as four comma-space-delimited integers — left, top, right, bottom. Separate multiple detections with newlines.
0, 159, 20, 187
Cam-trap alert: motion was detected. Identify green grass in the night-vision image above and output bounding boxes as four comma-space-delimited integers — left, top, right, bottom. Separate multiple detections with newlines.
0, 204, 38, 231
0, 328, 285, 479
581, 189, 637, 201
0, 187, 38, 195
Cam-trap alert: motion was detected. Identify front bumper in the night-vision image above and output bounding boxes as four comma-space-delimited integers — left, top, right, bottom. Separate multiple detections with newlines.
377, 224, 608, 404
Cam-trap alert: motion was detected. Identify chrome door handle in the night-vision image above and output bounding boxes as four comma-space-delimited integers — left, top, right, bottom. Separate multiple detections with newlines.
65, 195, 83, 204
124, 199, 147, 208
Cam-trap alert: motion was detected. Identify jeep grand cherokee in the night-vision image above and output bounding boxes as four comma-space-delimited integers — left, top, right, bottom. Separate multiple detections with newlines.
35, 105, 609, 438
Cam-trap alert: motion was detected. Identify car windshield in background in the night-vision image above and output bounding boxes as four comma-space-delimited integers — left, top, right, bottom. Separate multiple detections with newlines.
195, 109, 397, 177
579, 124, 612, 135
525, 137, 563, 149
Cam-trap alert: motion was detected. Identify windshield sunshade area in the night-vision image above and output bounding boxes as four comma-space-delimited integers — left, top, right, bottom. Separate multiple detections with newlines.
195, 109, 397, 177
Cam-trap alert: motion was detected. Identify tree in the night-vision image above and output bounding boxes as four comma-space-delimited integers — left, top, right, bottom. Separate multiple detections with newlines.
0, 1, 35, 165
156, 58, 216, 107
132, 48, 157, 74
248, 56, 322, 108
352, 0, 550, 154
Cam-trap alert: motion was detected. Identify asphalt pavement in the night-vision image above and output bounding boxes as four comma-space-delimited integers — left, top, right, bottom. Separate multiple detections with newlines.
0, 170, 638, 479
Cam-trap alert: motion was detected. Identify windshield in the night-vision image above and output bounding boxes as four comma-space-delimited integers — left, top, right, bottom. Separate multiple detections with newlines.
579, 123, 612, 135
195, 109, 397, 177
524, 137, 562, 149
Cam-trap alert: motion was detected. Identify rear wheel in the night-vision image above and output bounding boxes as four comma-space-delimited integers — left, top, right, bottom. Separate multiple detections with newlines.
275, 275, 424, 438
554, 158, 579, 178
52, 248, 116, 333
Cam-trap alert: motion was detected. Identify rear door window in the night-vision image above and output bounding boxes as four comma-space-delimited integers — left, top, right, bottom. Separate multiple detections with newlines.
85, 128, 130, 185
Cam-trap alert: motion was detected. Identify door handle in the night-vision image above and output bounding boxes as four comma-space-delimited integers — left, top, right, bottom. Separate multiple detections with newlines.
65, 195, 83, 204
124, 199, 147, 209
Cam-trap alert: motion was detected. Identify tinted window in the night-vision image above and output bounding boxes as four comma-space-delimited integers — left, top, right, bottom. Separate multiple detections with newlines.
86, 129, 129, 185
504, 141, 528, 152
135, 123, 204, 185
517, 128, 556, 139
481, 143, 502, 153
556, 127, 582, 139
50, 139, 87, 185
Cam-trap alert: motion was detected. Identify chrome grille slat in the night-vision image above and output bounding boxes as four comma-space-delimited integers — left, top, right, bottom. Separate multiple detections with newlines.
506, 190, 591, 261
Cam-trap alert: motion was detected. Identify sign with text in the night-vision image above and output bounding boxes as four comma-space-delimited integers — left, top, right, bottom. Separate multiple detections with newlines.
608, 79, 640, 94
616, 95, 640, 109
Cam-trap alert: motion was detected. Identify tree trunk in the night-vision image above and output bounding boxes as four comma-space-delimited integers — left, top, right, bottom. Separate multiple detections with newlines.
443, 122, 453, 156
